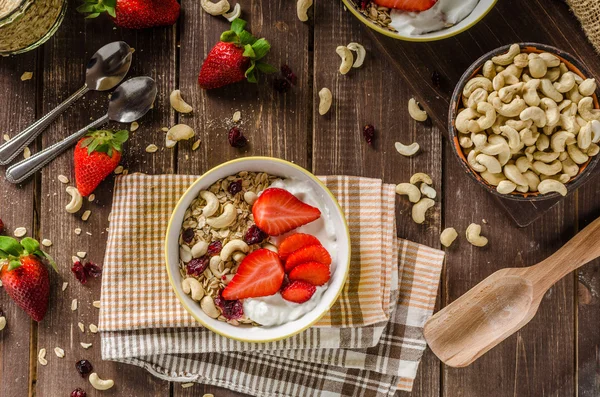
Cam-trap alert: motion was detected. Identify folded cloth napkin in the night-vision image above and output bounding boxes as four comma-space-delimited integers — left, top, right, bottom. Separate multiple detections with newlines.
99, 173, 445, 395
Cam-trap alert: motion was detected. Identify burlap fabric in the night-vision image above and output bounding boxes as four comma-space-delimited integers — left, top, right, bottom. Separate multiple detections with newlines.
568, 0, 600, 53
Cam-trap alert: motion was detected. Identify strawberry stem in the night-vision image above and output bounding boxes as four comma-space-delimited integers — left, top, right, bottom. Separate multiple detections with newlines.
0, 236, 58, 272
81, 129, 128, 157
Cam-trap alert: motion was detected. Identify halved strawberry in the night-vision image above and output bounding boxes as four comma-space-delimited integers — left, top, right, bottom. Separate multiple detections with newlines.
288, 261, 330, 286
252, 188, 321, 236
281, 280, 316, 303
278, 233, 322, 260
222, 249, 284, 300
284, 244, 331, 272
373, 0, 437, 12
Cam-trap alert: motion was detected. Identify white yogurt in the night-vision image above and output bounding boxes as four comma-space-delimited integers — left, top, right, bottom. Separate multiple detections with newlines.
243, 178, 338, 326
389, 0, 479, 36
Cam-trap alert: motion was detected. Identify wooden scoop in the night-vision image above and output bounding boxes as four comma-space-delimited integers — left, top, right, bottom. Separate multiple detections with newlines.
424, 216, 600, 368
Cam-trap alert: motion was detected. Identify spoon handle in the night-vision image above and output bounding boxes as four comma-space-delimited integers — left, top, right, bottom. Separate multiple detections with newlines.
0, 85, 89, 165
5, 114, 109, 184
531, 216, 600, 288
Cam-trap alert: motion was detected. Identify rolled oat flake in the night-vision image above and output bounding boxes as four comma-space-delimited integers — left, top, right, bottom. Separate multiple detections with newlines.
0, 0, 66, 55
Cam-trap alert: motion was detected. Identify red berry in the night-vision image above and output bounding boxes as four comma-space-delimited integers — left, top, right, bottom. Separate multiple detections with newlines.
278, 233, 322, 260
222, 249, 284, 300
71, 388, 87, 397
0, 218, 4, 234
84, 262, 103, 278
252, 188, 321, 236
363, 124, 375, 145
284, 244, 331, 272
281, 280, 316, 303
244, 225, 268, 245
281, 64, 297, 85
71, 261, 87, 284
372, 0, 437, 11
228, 127, 248, 148
207, 241, 222, 256
182, 228, 195, 244
228, 180, 243, 196
75, 359, 93, 377
214, 295, 244, 320
289, 261, 331, 286
186, 257, 209, 276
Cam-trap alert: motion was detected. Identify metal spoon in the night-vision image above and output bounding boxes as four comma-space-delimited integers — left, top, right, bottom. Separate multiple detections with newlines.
0, 41, 133, 165
6, 77, 156, 184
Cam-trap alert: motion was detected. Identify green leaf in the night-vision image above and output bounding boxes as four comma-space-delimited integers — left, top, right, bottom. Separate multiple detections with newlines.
76, 4, 96, 12
20, 237, 39, 254
251, 38, 271, 60
85, 12, 101, 19
239, 30, 257, 46
245, 62, 257, 83
0, 250, 8, 260
113, 130, 129, 143
0, 236, 22, 257
105, 6, 116, 17
36, 250, 58, 273
231, 18, 246, 34
220, 30, 239, 44
87, 139, 100, 155
256, 62, 278, 74
8, 259, 21, 271
243, 44, 256, 58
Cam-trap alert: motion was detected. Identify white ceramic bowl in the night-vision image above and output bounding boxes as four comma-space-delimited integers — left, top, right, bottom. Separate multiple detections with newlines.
165, 157, 351, 343
342, 0, 497, 42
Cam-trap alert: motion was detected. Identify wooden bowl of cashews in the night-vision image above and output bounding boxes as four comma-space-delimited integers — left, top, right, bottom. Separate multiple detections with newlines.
449, 42, 600, 201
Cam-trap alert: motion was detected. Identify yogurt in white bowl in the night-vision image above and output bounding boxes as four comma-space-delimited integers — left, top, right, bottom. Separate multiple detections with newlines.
165, 157, 350, 343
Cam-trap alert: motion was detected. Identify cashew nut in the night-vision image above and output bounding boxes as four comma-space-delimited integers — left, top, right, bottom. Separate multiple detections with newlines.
540, 97, 560, 127
567, 143, 589, 164
513, 53, 529, 68
550, 130, 575, 152
546, 67, 561, 82
553, 72, 576, 93
468, 102, 496, 132
206, 204, 236, 228
463, 77, 493, 97
465, 223, 488, 247
537, 179, 567, 196
200, 296, 220, 318
440, 228, 458, 248
209, 256, 222, 277
558, 99, 573, 113
497, 180, 517, 194
540, 79, 563, 102
522, 170, 541, 191
65, 186, 83, 213
578, 78, 597, 96
201, 0, 230, 16
538, 52, 560, 67
476, 154, 502, 173
166, 124, 195, 148
220, 239, 250, 261
578, 121, 593, 150
506, 119, 532, 131
347, 42, 366, 68
182, 277, 204, 301
523, 79, 541, 106
409, 172, 432, 185
520, 106, 547, 128
533, 150, 560, 163
455, 108, 480, 133
419, 183, 436, 199
516, 156, 534, 173
500, 126, 523, 151
395, 141, 420, 157
180, 245, 193, 263
318, 88, 333, 115
533, 159, 562, 175
541, 173, 570, 184
244, 191, 258, 205
89, 373, 114, 391
491, 44, 520, 66
200, 191, 219, 217
468, 150, 487, 173
591, 120, 600, 143
586, 143, 600, 156
520, 127, 539, 146
297, 0, 313, 22
408, 98, 428, 122
577, 97, 600, 122
472, 133, 487, 148
503, 164, 529, 186
498, 82, 523, 103
233, 251, 247, 262
467, 88, 489, 109
536, 133, 550, 151
492, 96, 527, 118
459, 136, 473, 148
336, 46, 353, 75
562, 157, 580, 176
223, 2, 241, 21
411, 198, 435, 224
191, 241, 208, 258
480, 171, 507, 186
169, 90, 193, 113
567, 85, 584, 104
395, 183, 421, 203
492, 73, 506, 91
528, 56, 548, 79
482, 60, 496, 80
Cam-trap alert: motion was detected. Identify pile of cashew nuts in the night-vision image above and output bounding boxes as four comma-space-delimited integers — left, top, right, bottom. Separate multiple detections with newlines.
395, 172, 437, 224
456, 44, 600, 197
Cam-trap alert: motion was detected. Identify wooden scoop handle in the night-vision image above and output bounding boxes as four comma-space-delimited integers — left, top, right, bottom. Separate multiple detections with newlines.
528, 216, 600, 290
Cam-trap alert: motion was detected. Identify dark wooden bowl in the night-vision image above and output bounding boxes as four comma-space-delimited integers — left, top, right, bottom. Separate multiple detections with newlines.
448, 42, 600, 202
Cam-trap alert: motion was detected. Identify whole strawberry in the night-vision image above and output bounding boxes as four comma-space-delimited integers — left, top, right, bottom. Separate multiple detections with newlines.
198, 19, 277, 90
77, 0, 180, 29
74, 129, 128, 197
0, 237, 57, 322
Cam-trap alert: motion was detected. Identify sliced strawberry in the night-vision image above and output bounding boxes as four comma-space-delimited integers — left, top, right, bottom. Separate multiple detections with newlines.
252, 188, 321, 236
373, 0, 437, 12
222, 249, 284, 300
288, 261, 330, 286
281, 280, 316, 304
284, 244, 331, 272
278, 233, 322, 260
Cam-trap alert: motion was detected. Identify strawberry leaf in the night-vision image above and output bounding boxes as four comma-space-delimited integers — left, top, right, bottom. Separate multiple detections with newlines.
220, 30, 239, 44
8, 259, 21, 271
243, 44, 256, 58
251, 38, 270, 61
113, 130, 129, 143
0, 236, 22, 257
35, 250, 58, 273
0, 250, 9, 260
239, 30, 257, 46
245, 62, 257, 83
20, 237, 39, 254
231, 18, 246, 34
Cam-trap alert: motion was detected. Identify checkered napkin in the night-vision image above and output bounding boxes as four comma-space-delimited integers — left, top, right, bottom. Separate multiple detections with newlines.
99, 173, 445, 395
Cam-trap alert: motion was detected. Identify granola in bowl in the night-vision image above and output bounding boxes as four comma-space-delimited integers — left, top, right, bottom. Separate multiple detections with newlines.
178, 171, 337, 327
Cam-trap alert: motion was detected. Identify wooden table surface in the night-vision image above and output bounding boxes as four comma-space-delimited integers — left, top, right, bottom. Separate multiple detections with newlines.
1, 0, 600, 396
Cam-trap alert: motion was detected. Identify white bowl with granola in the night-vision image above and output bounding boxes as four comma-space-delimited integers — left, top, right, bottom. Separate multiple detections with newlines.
165, 157, 351, 343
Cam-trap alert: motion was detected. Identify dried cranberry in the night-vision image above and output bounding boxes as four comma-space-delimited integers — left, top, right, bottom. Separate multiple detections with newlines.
431, 70, 441, 87
228, 180, 243, 196
84, 262, 103, 278
71, 388, 87, 397
214, 295, 244, 320
0, 218, 4, 234
182, 228, 195, 244
244, 225, 268, 245
363, 124, 375, 145
228, 127, 248, 148
186, 256, 209, 276
273, 78, 290, 93
71, 261, 87, 284
75, 359, 93, 377
207, 241, 222, 256
360, 0, 370, 10
281, 64, 297, 85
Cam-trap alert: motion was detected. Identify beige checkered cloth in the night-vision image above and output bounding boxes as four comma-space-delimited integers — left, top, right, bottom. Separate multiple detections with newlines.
99, 174, 445, 395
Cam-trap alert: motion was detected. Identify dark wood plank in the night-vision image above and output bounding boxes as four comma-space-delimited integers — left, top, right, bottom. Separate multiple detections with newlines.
441, 136, 576, 396
365, 0, 600, 227
175, 1, 311, 396
34, 7, 175, 396
312, 1, 443, 396
0, 50, 39, 397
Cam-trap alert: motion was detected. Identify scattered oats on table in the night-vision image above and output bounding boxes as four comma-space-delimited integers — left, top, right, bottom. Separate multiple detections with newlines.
20, 71, 33, 81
